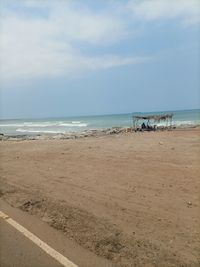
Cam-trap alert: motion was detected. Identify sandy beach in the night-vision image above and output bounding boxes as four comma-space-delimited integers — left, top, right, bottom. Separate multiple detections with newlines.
0, 129, 199, 267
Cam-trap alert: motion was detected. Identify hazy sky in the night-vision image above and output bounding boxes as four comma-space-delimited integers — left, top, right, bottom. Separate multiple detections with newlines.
0, 0, 199, 119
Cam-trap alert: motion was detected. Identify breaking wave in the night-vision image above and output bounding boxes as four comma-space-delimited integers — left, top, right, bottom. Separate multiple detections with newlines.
16, 129, 66, 134
156, 120, 199, 126
0, 121, 88, 128
172, 120, 199, 126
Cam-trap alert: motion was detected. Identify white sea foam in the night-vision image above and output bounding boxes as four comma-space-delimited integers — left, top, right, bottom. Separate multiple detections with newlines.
59, 123, 87, 127
0, 123, 28, 127
16, 128, 66, 134
0, 123, 53, 127
0, 121, 88, 128
156, 120, 198, 126
172, 120, 198, 126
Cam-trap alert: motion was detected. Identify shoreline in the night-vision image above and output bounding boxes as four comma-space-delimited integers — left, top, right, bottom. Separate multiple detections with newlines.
1, 124, 200, 141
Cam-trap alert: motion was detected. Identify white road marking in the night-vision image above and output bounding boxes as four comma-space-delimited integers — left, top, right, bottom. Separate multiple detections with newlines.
0, 210, 78, 267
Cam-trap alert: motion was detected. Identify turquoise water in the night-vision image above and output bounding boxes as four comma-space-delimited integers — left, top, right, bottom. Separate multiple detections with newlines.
0, 109, 199, 135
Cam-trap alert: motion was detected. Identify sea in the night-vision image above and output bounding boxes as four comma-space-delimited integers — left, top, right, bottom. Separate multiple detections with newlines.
0, 109, 199, 136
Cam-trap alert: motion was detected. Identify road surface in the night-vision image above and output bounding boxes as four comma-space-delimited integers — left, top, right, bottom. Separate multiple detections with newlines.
0, 200, 113, 267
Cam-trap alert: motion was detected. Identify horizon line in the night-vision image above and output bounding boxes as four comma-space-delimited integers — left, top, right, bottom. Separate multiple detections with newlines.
0, 108, 199, 121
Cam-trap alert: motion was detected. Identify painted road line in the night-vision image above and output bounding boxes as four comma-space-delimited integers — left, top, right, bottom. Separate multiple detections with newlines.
0, 211, 78, 267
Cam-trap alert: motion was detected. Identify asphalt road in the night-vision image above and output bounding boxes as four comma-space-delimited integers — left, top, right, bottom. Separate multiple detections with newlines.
0, 200, 113, 267
0, 219, 63, 267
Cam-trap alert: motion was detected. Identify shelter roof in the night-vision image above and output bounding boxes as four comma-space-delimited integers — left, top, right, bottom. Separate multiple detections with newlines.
133, 114, 173, 121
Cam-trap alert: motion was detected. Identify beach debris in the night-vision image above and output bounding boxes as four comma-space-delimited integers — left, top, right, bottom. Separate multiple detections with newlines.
20, 199, 43, 212
159, 142, 164, 145
187, 201, 192, 207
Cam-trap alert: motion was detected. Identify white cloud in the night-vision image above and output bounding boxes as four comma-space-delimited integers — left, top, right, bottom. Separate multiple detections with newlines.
127, 0, 200, 26
1, 0, 198, 85
1, 1, 143, 84
51, 4, 127, 45
77, 55, 147, 70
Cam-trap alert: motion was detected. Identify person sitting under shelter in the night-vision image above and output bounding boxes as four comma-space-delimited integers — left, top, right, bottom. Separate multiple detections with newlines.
141, 122, 146, 129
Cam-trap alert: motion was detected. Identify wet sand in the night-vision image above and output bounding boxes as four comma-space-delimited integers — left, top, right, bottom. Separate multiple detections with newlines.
0, 130, 200, 266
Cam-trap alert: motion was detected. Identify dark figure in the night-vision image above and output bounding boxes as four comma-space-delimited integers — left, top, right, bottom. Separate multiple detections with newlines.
141, 122, 146, 129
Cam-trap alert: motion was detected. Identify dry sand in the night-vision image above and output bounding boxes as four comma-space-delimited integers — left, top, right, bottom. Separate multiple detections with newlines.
0, 130, 200, 266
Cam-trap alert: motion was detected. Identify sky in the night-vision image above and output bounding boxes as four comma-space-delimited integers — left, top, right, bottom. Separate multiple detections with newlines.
0, 0, 200, 119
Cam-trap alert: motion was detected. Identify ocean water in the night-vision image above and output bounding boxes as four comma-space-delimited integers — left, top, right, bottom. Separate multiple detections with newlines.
0, 109, 199, 136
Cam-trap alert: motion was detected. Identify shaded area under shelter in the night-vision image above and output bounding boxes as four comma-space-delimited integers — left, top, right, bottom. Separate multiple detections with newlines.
132, 114, 173, 132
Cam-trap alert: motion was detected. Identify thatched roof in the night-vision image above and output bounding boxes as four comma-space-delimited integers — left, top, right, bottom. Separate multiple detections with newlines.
133, 113, 173, 122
